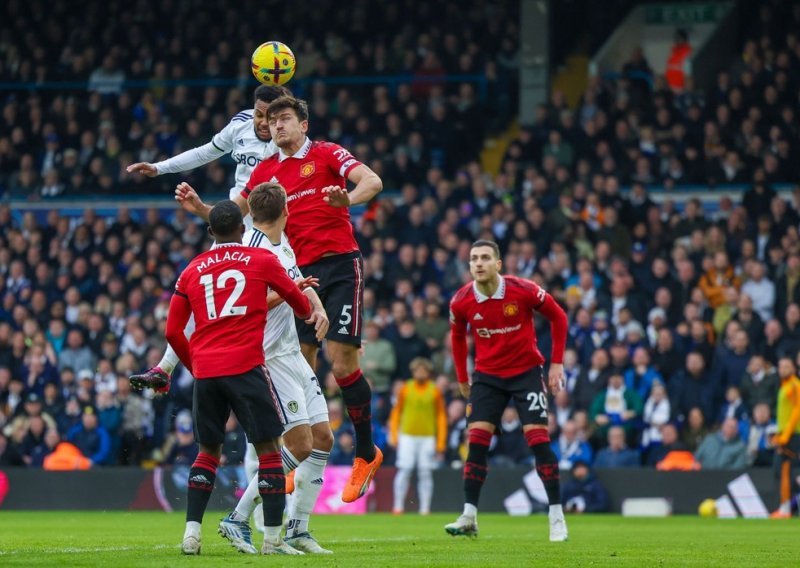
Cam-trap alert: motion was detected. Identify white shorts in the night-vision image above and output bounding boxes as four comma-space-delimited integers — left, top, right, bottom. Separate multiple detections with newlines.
266, 351, 328, 430
396, 434, 436, 471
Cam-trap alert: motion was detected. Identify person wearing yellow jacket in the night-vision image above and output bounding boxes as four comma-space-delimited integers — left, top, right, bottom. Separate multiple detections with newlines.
389, 358, 447, 515
771, 357, 800, 518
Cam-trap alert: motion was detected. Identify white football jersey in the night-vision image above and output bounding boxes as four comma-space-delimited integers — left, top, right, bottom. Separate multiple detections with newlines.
211, 110, 278, 200
155, 108, 277, 229
243, 227, 303, 360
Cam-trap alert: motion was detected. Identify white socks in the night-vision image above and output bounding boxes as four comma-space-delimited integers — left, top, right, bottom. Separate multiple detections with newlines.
286, 449, 329, 538
549, 504, 564, 518
464, 503, 478, 518
234, 446, 303, 523
184, 521, 201, 539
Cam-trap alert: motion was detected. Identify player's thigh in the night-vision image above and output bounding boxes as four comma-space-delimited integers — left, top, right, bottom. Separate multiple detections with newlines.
223, 366, 284, 444
396, 434, 417, 470
509, 366, 549, 427
192, 378, 230, 446
417, 436, 437, 470
267, 354, 312, 430
316, 253, 364, 345
468, 373, 512, 427
285, 351, 329, 426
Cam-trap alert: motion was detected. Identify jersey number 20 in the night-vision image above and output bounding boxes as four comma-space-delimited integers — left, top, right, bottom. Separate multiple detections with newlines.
199, 270, 247, 320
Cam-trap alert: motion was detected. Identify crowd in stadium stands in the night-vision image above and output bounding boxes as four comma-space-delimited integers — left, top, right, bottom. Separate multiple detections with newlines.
3, 0, 800, 472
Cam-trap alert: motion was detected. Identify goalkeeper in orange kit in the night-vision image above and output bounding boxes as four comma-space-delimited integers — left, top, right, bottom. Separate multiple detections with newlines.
389, 358, 447, 515
771, 357, 800, 518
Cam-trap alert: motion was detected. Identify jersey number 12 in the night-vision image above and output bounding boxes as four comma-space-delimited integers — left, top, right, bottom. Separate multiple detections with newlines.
199, 270, 247, 320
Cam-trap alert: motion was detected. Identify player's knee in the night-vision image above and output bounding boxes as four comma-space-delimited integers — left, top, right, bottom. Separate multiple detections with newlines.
284, 427, 313, 462
312, 425, 334, 452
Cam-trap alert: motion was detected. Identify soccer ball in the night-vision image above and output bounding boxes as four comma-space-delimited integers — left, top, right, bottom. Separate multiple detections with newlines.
251, 41, 296, 86
698, 499, 718, 518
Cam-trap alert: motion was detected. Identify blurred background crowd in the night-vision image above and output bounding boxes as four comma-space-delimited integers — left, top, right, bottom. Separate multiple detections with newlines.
2, 0, 800, 473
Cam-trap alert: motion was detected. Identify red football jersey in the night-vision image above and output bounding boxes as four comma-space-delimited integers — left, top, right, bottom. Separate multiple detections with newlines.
171, 243, 311, 379
449, 275, 568, 383
242, 137, 362, 266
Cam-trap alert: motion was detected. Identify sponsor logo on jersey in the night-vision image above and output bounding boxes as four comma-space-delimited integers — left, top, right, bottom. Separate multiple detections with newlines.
288, 401, 299, 413
300, 161, 315, 177
473, 313, 484, 320
503, 302, 519, 317
287, 188, 317, 202
338, 326, 348, 334
270, 176, 279, 183
232, 153, 262, 167
475, 324, 522, 338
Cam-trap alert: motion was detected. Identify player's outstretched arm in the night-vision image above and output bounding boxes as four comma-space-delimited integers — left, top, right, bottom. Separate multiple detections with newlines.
126, 162, 159, 177
262, 254, 313, 320
129, 141, 226, 178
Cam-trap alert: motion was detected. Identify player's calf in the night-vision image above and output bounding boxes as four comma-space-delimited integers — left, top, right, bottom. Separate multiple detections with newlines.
525, 428, 568, 542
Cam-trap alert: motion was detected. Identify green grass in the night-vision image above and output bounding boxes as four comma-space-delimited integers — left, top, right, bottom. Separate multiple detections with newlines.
0, 511, 797, 566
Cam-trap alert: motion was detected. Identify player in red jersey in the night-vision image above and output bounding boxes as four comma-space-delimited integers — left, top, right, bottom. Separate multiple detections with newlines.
444, 240, 570, 542
176, 95, 384, 503
164, 200, 323, 556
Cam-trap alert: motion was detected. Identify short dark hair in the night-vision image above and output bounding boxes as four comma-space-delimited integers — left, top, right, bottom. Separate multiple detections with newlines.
248, 182, 286, 224
470, 239, 501, 259
208, 200, 243, 239
266, 95, 309, 122
254, 85, 290, 104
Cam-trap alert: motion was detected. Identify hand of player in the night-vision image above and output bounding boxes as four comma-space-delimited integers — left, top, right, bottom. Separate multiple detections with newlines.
175, 182, 206, 216
305, 306, 330, 342
296, 276, 319, 290
458, 382, 471, 399
127, 162, 158, 177
548, 363, 564, 393
322, 185, 351, 208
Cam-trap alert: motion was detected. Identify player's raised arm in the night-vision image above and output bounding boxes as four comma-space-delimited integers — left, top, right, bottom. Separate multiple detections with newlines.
530, 284, 569, 393
322, 164, 383, 208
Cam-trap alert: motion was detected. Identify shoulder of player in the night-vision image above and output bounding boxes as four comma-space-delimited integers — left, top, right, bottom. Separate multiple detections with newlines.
504, 275, 540, 293
450, 283, 473, 308
229, 109, 254, 124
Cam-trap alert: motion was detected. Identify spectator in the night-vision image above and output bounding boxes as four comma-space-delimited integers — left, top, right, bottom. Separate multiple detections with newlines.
717, 386, 748, 425
670, 352, 713, 422
742, 403, 777, 467
361, 320, 397, 406
594, 426, 640, 468
490, 406, 530, 467
561, 460, 611, 514
641, 381, 671, 449
740, 355, 779, 411
624, 347, 663, 400
66, 405, 112, 466
162, 411, 198, 466
694, 417, 747, 470
390, 320, 431, 381
682, 407, 709, 452
698, 252, 740, 309
551, 419, 593, 471
589, 373, 643, 441
646, 423, 688, 467
741, 261, 775, 321
58, 330, 96, 374
572, 348, 611, 412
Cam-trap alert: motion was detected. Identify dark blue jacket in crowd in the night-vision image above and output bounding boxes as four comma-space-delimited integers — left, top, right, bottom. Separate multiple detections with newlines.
561, 472, 611, 513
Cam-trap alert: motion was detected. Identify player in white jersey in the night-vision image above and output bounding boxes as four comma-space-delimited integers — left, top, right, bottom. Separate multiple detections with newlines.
126, 84, 286, 227
218, 182, 335, 555
129, 85, 288, 392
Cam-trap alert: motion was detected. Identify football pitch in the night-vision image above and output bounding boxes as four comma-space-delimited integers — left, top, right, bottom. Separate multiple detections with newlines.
0, 512, 796, 566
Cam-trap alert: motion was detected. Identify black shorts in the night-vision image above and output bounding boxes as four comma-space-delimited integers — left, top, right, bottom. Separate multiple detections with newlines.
296, 251, 363, 347
467, 366, 549, 427
192, 366, 284, 446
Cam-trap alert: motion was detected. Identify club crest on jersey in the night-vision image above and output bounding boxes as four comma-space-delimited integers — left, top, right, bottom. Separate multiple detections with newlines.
282, 246, 294, 259
288, 401, 299, 413
300, 161, 315, 177
503, 302, 519, 317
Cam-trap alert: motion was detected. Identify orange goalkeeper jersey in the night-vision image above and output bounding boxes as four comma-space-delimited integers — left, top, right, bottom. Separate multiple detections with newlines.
389, 380, 447, 453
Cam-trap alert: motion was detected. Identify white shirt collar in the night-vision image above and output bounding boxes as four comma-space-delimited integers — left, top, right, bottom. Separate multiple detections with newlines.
278, 137, 311, 162
473, 276, 505, 303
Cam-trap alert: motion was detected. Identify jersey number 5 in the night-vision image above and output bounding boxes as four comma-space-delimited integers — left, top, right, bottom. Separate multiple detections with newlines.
199, 269, 247, 320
